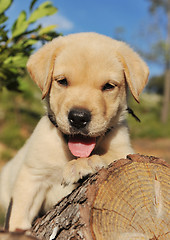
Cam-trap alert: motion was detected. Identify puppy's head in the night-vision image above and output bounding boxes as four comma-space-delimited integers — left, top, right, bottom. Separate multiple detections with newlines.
27, 33, 149, 158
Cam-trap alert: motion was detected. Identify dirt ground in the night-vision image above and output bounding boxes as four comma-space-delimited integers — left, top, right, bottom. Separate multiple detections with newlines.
132, 138, 170, 163
0, 138, 170, 169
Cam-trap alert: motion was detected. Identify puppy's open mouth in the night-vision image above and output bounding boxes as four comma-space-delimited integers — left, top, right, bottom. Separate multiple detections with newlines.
66, 135, 96, 158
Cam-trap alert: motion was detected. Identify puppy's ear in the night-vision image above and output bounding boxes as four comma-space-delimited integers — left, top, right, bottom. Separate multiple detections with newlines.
117, 42, 149, 102
27, 37, 63, 99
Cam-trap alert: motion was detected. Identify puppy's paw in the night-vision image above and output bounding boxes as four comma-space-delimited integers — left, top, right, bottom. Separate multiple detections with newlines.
62, 155, 106, 186
87, 154, 107, 171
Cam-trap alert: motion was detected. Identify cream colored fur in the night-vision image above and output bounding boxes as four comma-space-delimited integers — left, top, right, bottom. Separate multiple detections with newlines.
0, 32, 149, 231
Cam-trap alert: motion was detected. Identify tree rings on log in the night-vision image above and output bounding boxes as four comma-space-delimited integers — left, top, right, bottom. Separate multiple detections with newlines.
31, 154, 170, 240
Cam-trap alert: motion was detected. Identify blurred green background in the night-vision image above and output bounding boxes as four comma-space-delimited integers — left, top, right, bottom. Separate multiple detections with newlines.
0, 0, 170, 227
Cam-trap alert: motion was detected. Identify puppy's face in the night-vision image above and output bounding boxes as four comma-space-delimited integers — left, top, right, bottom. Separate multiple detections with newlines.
49, 44, 126, 138
27, 33, 149, 158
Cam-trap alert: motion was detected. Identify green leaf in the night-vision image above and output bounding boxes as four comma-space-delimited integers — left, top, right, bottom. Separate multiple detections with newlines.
4, 55, 28, 68
0, 71, 6, 79
28, 1, 57, 24
23, 39, 38, 47
12, 11, 28, 38
0, 27, 8, 42
39, 24, 57, 35
0, 13, 8, 24
30, 0, 38, 11
0, 0, 13, 14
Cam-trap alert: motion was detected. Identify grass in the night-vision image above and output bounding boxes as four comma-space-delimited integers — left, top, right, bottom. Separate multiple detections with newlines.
0, 207, 5, 228
128, 93, 170, 139
0, 75, 44, 160
0, 149, 14, 162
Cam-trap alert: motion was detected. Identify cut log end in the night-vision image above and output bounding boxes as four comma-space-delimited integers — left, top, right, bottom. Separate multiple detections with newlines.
91, 155, 169, 240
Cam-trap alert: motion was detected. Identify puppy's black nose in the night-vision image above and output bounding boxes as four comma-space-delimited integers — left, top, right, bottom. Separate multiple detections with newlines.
68, 108, 91, 129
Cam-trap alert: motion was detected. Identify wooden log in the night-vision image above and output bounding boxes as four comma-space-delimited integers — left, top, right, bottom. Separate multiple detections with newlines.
28, 154, 170, 239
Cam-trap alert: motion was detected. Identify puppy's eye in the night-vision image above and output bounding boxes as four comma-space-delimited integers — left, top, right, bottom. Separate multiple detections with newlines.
57, 78, 68, 87
102, 82, 116, 91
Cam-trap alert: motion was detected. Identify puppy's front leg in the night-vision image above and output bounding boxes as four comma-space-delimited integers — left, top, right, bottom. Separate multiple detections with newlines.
7, 165, 46, 231
62, 155, 107, 186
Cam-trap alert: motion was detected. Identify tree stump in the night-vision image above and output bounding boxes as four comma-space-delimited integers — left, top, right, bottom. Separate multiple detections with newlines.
29, 154, 169, 239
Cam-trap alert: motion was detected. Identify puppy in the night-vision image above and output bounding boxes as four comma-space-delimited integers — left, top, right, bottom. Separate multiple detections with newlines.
0, 32, 149, 231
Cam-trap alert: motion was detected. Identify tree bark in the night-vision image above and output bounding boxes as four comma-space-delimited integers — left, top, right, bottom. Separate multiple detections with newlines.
28, 154, 170, 240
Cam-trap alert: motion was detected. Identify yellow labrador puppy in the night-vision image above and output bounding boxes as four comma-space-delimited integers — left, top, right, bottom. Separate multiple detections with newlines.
0, 33, 149, 231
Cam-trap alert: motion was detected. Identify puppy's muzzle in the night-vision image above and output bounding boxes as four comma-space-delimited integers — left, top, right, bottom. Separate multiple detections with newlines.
68, 108, 91, 131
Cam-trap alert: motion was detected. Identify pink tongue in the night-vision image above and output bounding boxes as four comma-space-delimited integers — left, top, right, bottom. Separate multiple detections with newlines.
68, 136, 96, 158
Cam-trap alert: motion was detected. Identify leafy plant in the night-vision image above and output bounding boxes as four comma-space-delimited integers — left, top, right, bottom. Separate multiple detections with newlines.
0, 0, 60, 92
